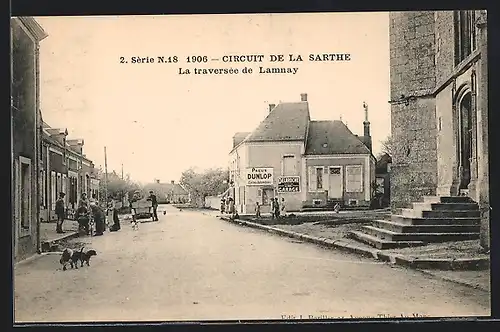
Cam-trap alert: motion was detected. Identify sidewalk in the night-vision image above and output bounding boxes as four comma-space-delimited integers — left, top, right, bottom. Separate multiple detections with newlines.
217, 215, 490, 293
40, 220, 79, 243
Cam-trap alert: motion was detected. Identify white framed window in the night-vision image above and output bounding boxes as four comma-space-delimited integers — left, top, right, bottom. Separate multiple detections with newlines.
17, 156, 32, 236
282, 155, 297, 176
62, 174, 67, 203
308, 166, 325, 192
348, 199, 359, 206
57, 173, 62, 194
346, 165, 363, 193
51, 171, 56, 210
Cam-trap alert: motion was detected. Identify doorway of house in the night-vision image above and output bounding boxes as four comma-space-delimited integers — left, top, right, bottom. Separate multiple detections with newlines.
328, 166, 343, 199
459, 92, 473, 192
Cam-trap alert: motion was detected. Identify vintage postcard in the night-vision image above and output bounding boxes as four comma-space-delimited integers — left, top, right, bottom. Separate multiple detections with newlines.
11, 11, 490, 323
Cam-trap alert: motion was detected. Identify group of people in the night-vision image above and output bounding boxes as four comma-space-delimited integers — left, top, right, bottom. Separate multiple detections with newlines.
219, 196, 287, 219
220, 197, 239, 219
269, 197, 286, 219
54, 191, 121, 236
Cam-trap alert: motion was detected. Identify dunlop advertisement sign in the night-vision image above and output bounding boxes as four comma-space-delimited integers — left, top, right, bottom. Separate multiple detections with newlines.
246, 167, 273, 186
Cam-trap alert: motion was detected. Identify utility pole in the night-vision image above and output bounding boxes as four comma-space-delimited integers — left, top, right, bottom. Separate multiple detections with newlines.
104, 146, 108, 211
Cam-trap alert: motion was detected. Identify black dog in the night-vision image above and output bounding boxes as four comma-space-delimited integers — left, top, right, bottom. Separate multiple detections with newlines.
60, 247, 84, 270
81, 249, 97, 267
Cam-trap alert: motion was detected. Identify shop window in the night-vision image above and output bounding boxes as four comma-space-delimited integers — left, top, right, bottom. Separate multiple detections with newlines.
346, 165, 363, 193
262, 188, 273, 205
454, 10, 477, 66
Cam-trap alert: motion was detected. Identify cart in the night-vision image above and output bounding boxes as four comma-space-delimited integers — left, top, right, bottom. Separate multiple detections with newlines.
131, 199, 154, 221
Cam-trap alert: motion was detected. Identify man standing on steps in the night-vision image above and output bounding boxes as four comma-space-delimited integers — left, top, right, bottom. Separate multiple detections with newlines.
55, 192, 66, 234
147, 190, 159, 221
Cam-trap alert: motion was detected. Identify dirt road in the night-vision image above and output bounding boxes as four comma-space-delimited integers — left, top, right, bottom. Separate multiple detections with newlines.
14, 205, 490, 322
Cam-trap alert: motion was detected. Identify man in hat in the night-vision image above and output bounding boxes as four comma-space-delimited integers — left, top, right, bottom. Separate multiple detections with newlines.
55, 192, 66, 233
147, 190, 159, 221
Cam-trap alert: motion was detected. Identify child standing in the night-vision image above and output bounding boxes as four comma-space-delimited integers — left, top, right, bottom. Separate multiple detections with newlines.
255, 202, 261, 218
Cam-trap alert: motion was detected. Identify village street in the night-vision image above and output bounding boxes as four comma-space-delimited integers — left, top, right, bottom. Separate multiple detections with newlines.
14, 205, 490, 323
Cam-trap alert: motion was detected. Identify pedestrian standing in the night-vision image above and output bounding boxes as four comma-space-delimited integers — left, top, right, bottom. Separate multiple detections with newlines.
281, 197, 287, 217
228, 197, 235, 220
110, 198, 121, 231
77, 192, 91, 235
55, 192, 66, 233
148, 190, 159, 221
220, 198, 226, 214
334, 202, 341, 213
90, 197, 105, 236
255, 201, 261, 218
270, 198, 276, 219
274, 198, 280, 219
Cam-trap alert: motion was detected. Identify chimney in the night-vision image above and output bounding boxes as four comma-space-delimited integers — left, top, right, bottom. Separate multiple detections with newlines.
362, 101, 372, 152
171, 180, 175, 185
269, 104, 276, 113
300, 93, 307, 102
67, 139, 85, 155
47, 128, 68, 146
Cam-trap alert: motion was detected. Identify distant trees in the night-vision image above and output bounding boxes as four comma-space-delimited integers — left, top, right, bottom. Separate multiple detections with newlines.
180, 167, 229, 206
379, 135, 393, 158
97, 168, 141, 202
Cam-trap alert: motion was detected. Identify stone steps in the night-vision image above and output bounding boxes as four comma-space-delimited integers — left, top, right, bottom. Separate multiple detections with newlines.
391, 214, 481, 226
373, 220, 480, 234
412, 202, 478, 211
362, 225, 479, 242
348, 195, 481, 250
347, 231, 426, 250
421, 210, 480, 218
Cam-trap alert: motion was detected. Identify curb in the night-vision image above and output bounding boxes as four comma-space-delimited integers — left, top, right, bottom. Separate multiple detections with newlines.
414, 269, 490, 293
219, 216, 490, 289
14, 252, 59, 269
40, 231, 79, 252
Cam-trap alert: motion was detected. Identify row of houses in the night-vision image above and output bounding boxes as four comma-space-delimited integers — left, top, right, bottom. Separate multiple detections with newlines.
226, 93, 377, 214
39, 121, 100, 221
143, 179, 190, 204
11, 17, 100, 263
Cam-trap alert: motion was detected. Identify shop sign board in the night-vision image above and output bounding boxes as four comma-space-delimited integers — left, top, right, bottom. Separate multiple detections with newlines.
246, 167, 273, 186
277, 176, 300, 193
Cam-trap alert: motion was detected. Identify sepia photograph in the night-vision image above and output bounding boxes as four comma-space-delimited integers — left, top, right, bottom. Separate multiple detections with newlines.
11, 10, 491, 323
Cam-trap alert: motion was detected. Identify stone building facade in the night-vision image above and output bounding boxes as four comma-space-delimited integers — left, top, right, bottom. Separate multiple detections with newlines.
11, 17, 48, 262
389, 10, 489, 249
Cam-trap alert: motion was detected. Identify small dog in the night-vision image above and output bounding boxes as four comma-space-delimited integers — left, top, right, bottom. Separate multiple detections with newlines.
71, 247, 85, 267
59, 247, 84, 270
131, 216, 139, 230
80, 249, 97, 267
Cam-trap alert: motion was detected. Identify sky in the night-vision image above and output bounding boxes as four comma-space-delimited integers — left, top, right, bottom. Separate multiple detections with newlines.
35, 12, 391, 184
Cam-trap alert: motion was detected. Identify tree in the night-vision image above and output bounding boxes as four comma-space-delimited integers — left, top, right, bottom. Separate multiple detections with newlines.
379, 135, 393, 157
180, 167, 229, 207
98, 169, 141, 202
